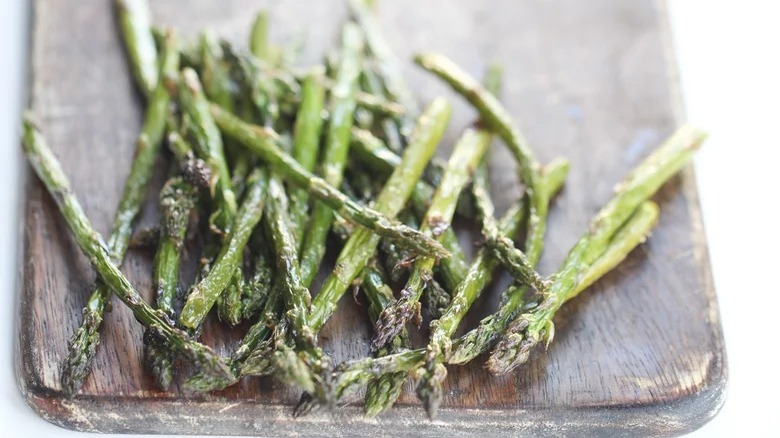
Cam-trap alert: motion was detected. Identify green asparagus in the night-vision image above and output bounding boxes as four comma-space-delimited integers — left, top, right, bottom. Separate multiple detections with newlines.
115, 0, 158, 95
23, 116, 234, 391
179, 169, 268, 329
299, 23, 364, 286
145, 176, 198, 390
307, 98, 452, 331
59, 30, 178, 398
372, 127, 492, 351
487, 126, 706, 374
209, 104, 448, 258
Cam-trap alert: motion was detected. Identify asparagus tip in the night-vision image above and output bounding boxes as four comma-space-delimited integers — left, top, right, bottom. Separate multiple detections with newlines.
371, 298, 418, 351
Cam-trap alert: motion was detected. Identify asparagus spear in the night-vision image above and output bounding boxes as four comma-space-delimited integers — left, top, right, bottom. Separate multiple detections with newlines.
415, 159, 564, 418
178, 68, 238, 233
348, 0, 419, 139
450, 202, 659, 368
307, 98, 452, 331
200, 30, 235, 111
263, 175, 331, 400
447, 160, 570, 364
350, 127, 469, 290
249, 10, 272, 63
209, 104, 448, 258
115, 0, 158, 96
145, 176, 198, 390
299, 24, 364, 286
288, 69, 327, 248
59, 30, 179, 398
362, 264, 411, 417
487, 126, 706, 374
477, 168, 549, 294
168, 130, 213, 190
415, 53, 549, 275
372, 127, 492, 351
330, 196, 655, 403
241, 240, 275, 321
22, 117, 234, 390
179, 169, 268, 329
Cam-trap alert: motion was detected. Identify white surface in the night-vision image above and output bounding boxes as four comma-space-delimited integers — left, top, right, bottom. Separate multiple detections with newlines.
1, 0, 778, 436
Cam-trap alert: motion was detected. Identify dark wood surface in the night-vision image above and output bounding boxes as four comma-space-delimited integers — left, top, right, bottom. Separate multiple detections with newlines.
16, 0, 726, 436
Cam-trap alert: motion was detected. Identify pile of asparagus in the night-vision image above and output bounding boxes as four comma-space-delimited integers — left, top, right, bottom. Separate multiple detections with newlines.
21, 0, 705, 419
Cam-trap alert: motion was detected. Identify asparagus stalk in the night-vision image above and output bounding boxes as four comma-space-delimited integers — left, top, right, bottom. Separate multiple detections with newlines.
448, 160, 570, 364
288, 69, 327, 248
22, 117, 234, 390
348, 0, 419, 138
299, 24, 364, 286
59, 30, 179, 397
487, 126, 706, 374
264, 175, 331, 400
200, 30, 234, 111
330, 198, 653, 403
415, 53, 548, 274
241, 242, 275, 321
350, 127, 469, 290
179, 169, 268, 329
168, 130, 213, 194
362, 264, 411, 417
230, 281, 282, 368
329, 174, 659, 402
249, 10, 271, 63
145, 176, 199, 390
416, 159, 563, 418
307, 98, 452, 331
178, 68, 238, 233
209, 104, 448, 258
372, 127, 492, 351
115, 0, 158, 96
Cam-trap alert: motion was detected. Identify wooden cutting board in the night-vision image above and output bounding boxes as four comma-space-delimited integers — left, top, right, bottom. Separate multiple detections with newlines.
16, 0, 726, 436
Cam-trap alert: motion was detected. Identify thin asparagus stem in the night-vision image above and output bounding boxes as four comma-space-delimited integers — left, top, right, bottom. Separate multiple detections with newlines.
249, 10, 271, 63
210, 104, 448, 258
348, 0, 419, 138
198, 30, 250, 324
307, 98, 452, 331
59, 30, 179, 398
241, 242, 275, 321
178, 68, 238, 233
573, 202, 659, 294
200, 30, 234, 111
328, 168, 657, 401
288, 68, 327, 248
372, 127, 492, 351
145, 176, 198, 390
350, 127, 469, 290
264, 175, 331, 401
299, 23, 364, 287
415, 156, 547, 418
115, 0, 158, 96
231, 281, 282, 369
22, 117, 234, 391
362, 264, 411, 417
414, 53, 548, 272
179, 169, 268, 329
477, 169, 549, 293
487, 126, 706, 374
448, 159, 570, 364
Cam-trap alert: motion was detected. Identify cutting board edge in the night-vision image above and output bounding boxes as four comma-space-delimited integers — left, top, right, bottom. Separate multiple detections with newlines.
14, 371, 726, 437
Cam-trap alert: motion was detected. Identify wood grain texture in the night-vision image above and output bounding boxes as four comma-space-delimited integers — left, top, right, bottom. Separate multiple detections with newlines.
16, 0, 726, 436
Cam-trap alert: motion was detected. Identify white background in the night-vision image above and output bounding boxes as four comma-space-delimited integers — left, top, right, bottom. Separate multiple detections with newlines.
1, 0, 778, 436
